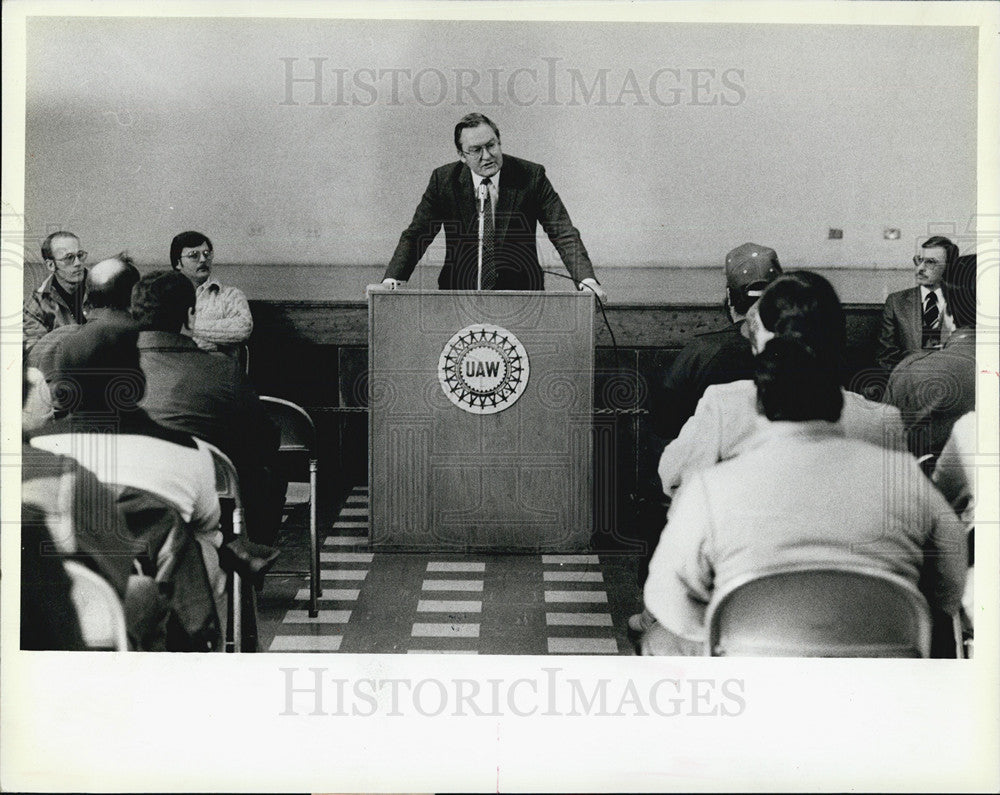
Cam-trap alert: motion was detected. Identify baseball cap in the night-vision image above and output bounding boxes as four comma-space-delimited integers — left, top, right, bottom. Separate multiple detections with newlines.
725, 242, 782, 299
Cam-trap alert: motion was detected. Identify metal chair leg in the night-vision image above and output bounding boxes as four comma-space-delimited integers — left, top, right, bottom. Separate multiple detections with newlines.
309, 460, 319, 618
232, 504, 244, 652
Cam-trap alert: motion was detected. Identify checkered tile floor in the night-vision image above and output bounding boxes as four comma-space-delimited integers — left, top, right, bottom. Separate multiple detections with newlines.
257, 487, 640, 654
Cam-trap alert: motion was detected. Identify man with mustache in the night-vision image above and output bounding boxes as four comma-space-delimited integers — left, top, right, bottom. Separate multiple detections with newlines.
170, 230, 253, 356
876, 235, 958, 372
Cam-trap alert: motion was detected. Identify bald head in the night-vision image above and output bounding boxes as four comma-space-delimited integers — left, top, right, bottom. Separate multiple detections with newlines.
86, 252, 140, 310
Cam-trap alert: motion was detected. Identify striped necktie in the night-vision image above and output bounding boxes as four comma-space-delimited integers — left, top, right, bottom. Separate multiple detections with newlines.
922, 290, 940, 347
481, 177, 496, 290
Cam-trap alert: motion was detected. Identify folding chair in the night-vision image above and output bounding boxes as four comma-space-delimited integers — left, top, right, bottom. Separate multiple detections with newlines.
706, 563, 933, 658
201, 441, 251, 652
64, 560, 129, 651
238, 344, 251, 376
260, 396, 320, 617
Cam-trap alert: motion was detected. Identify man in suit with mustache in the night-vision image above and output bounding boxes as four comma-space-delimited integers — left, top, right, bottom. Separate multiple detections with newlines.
876, 235, 958, 372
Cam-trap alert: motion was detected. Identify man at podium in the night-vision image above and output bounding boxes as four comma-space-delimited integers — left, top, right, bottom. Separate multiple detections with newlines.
380, 113, 606, 301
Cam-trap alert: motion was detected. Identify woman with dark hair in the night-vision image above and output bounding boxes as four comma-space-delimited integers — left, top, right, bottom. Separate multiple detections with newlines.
640, 334, 966, 656
656, 271, 905, 499
630, 271, 908, 637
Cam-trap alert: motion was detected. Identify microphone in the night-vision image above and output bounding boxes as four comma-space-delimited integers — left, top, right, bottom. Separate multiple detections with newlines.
478, 182, 487, 215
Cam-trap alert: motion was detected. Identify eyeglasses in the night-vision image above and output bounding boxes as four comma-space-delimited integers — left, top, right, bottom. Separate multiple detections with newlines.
913, 255, 945, 267
462, 140, 500, 159
181, 250, 213, 262
52, 251, 87, 264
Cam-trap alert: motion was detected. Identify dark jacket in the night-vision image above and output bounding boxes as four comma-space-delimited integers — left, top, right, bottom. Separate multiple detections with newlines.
877, 286, 927, 371
384, 155, 596, 290
884, 329, 976, 458
136, 331, 283, 544
650, 323, 756, 441
136, 331, 279, 468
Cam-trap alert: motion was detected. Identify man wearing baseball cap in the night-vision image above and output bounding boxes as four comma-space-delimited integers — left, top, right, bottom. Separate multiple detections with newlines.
634, 243, 782, 637
650, 242, 782, 442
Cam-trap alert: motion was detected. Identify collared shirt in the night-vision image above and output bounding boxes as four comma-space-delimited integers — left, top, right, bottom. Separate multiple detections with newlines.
192, 277, 253, 352
920, 283, 953, 342
919, 284, 946, 315
470, 169, 499, 222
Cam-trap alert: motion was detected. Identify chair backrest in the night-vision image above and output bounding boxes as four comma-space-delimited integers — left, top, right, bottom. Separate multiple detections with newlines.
259, 396, 316, 454
199, 440, 244, 548
64, 560, 129, 651
199, 440, 243, 507
706, 564, 932, 658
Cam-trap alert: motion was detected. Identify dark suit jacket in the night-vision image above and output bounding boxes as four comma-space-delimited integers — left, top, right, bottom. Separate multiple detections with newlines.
136, 331, 283, 543
877, 286, 925, 371
136, 331, 278, 468
384, 155, 596, 290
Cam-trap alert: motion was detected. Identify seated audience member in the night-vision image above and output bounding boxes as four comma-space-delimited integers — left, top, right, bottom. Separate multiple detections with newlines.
27, 252, 140, 379
28, 321, 228, 650
658, 272, 908, 500
641, 336, 966, 656
20, 513, 87, 650
170, 230, 253, 355
884, 254, 976, 459
131, 270, 286, 546
20, 362, 139, 650
932, 410, 976, 636
650, 242, 783, 441
932, 410, 977, 527
876, 235, 958, 372
630, 273, 908, 636
23, 231, 88, 353
635, 243, 783, 607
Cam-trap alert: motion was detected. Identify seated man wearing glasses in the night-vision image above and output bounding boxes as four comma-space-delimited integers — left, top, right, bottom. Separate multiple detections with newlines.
876, 235, 957, 372
171, 230, 253, 356
23, 231, 89, 352
381, 113, 606, 300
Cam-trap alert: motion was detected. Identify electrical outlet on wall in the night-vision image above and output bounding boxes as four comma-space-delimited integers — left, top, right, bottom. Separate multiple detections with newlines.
828, 228, 843, 239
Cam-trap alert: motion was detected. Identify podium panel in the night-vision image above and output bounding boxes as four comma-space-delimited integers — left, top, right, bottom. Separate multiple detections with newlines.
369, 290, 593, 551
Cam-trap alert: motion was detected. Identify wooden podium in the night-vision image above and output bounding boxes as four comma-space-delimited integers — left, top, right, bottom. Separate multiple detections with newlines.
369, 290, 594, 551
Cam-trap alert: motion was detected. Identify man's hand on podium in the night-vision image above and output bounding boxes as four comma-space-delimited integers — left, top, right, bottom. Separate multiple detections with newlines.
367, 278, 404, 295
579, 278, 607, 304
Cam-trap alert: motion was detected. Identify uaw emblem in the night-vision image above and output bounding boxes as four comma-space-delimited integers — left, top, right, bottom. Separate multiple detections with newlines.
438, 324, 529, 415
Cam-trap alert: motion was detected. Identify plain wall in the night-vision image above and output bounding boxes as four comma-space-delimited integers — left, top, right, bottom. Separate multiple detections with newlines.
24, 18, 977, 297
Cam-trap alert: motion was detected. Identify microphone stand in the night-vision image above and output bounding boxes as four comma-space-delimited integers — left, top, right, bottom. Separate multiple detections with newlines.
477, 183, 486, 291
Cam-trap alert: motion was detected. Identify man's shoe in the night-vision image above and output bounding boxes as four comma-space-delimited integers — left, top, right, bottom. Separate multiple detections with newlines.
218, 537, 280, 589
